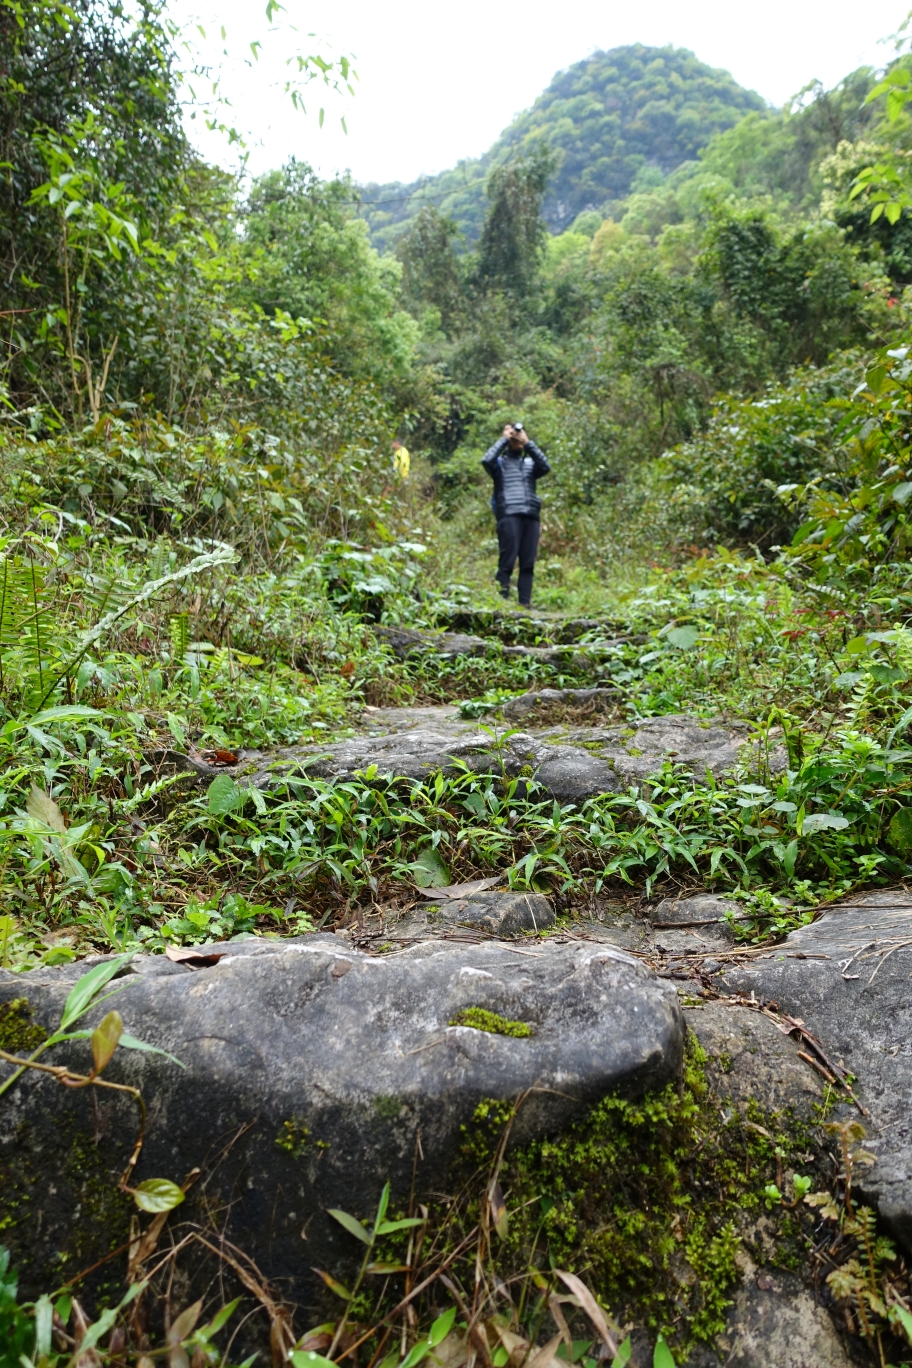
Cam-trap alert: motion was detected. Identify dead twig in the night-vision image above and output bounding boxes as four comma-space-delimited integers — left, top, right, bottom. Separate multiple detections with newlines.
0, 1046, 148, 1184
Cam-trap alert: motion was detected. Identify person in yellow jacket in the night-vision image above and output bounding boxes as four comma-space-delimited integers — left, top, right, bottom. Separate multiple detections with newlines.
392, 438, 410, 480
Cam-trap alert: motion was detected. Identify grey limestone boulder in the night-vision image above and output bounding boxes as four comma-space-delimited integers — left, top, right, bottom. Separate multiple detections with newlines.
374, 626, 489, 660
384, 890, 555, 940
553, 714, 751, 785
685, 997, 824, 1121
679, 1003, 859, 1367
255, 712, 755, 803
719, 889, 912, 1251
0, 936, 682, 1316
148, 708, 760, 805
685, 1263, 859, 1367
650, 893, 740, 959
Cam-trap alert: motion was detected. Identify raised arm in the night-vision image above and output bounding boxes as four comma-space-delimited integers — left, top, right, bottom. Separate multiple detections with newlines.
482, 436, 509, 476
525, 440, 550, 478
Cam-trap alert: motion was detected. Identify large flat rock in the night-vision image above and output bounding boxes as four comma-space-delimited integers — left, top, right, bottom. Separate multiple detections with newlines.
502, 686, 619, 722
685, 1263, 859, 1367
719, 890, 912, 1249
540, 714, 751, 784
238, 709, 755, 803
0, 937, 682, 1315
372, 624, 605, 667
149, 707, 757, 804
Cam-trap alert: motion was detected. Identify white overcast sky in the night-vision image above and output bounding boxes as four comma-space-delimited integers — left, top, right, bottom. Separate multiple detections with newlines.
169, 0, 912, 186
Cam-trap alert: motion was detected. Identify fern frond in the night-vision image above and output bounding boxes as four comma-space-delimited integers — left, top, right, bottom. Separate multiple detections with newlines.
0, 558, 44, 649
146, 538, 175, 582
170, 612, 190, 665
81, 571, 137, 618
32, 545, 236, 712
846, 673, 875, 730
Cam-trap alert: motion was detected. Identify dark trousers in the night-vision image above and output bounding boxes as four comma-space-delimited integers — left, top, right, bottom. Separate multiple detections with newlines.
496, 515, 540, 605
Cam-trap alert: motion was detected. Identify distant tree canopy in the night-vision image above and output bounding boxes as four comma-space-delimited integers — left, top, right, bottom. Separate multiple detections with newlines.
238, 161, 417, 382
696, 68, 878, 209
360, 45, 765, 250
475, 147, 556, 298
500, 46, 765, 222
396, 207, 464, 331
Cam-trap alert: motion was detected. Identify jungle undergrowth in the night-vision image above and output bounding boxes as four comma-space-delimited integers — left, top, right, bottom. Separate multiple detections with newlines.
6, 412, 912, 963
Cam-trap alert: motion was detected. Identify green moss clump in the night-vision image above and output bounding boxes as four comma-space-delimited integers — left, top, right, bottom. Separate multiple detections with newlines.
276, 1118, 310, 1157
0, 1106, 133, 1301
441, 1036, 822, 1361
0, 998, 47, 1055
449, 1007, 532, 1037
276, 1118, 329, 1157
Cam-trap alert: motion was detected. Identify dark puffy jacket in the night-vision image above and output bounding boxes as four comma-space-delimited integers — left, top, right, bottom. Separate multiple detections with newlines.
481, 437, 551, 519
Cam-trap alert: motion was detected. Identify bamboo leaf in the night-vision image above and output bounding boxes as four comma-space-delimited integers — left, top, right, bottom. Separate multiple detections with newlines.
291, 1354, 338, 1368
653, 1336, 676, 1368
327, 1207, 371, 1244
312, 1268, 352, 1300
428, 1307, 456, 1347
167, 1300, 203, 1345
555, 1270, 618, 1359
26, 783, 66, 834
118, 1032, 186, 1068
194, 1296, 241, 1341
60, 953, 134, 1029
374, 1217, 423, 1234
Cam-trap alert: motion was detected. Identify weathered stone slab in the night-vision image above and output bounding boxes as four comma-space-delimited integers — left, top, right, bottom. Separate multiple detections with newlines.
259, 713, 755, 802
252, 723, 624, 802
650, 894, 739, 957
554, 714, 751, 784
0, 938, 682, 1316
679, 1003, 858, 1367
433, 608, 646, 647
502, 687, 618, 721
385, 890, 554, 940
684, 1263, 858, 1367
685, 999, 823, 1120
719, 890, 912, 1250
373, 623, 609, 667
148, 709, 759, 805
374, 626, 489, 659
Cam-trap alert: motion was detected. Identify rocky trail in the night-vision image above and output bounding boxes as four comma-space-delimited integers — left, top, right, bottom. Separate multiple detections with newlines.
2, 616, 909, 1366
6, 886, 907, 1365
155, 698, 756, 804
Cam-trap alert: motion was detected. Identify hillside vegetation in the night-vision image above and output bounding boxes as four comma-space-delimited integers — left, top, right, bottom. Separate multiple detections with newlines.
361, 45, 766, 248
7, 0, 912, 1361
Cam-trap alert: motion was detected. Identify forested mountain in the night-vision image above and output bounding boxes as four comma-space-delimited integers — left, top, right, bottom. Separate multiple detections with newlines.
360, 45, 765, 248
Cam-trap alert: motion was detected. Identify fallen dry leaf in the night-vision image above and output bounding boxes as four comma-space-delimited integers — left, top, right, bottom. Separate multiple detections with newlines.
554, 1270, 619, 1358
525, 1333, 563, 1368
164, 946, 230, 968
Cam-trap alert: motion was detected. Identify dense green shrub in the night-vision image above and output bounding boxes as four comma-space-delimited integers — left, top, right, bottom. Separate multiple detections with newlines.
660, 356, 860, 547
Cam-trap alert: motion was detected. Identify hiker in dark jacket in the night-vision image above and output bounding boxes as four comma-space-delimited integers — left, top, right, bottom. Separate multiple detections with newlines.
481, 422, 550, 606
